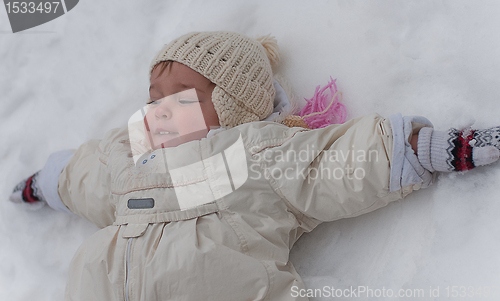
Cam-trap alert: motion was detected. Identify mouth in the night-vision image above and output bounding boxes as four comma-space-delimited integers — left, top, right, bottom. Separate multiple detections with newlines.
154, 128, 178, 135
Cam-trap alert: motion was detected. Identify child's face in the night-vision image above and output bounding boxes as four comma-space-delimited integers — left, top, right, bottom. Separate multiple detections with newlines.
146, 61, 219, 149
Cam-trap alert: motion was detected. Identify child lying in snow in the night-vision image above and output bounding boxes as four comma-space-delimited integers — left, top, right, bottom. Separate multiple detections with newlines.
9, 31, 500, 301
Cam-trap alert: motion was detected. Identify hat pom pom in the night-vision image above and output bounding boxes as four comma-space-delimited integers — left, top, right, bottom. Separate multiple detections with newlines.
255, 34, 280, 67
299, 77, 347, 129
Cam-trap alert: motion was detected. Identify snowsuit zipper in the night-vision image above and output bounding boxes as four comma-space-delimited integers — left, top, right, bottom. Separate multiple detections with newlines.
125, 238, 133, 301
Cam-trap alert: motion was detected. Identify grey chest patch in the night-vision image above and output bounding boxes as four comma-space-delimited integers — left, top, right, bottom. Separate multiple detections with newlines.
127, 198, 155, 209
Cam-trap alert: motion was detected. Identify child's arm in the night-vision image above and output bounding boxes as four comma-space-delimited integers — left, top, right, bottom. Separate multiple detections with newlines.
56, 136, 117, 228
251, 113, 421, 232
252, 113, 499, 234
9, 128, 125, 229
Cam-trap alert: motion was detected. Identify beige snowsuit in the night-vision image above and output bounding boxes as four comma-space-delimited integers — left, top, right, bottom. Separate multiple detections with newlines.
58, 113, 425, 301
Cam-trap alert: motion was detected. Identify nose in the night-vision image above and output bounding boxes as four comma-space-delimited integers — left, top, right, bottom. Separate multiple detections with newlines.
154, 99, 171, 119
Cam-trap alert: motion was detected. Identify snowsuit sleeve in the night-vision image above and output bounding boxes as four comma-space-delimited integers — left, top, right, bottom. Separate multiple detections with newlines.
57, 128, 124, 228
254, 113, 429, 231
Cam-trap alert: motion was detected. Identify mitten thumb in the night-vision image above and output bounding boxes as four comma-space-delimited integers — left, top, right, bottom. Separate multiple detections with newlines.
472, 146, 500, 167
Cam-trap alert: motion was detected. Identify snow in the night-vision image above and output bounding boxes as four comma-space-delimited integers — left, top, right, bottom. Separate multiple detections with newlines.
2, 0, 500, 300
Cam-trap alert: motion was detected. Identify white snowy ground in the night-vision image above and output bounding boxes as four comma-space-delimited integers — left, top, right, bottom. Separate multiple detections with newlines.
1, 0, 500, 300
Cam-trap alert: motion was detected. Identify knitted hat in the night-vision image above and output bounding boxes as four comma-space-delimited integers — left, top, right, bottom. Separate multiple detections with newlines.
149, 31, 280, 128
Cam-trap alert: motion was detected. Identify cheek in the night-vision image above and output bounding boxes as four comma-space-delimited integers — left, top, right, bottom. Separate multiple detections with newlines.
177, 106, 208, 134
201, 103, 220, 127
206, 111, 220, 127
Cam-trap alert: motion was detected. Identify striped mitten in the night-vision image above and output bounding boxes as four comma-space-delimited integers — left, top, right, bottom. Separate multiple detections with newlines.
9, 171, 46, 209
417, 127, 500, 172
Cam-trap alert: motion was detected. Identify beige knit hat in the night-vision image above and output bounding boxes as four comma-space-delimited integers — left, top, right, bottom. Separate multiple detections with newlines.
149, 31, 280, 128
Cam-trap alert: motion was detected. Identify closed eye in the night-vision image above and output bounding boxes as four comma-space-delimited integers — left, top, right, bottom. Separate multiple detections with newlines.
147, 99, 160, 105
179, 99, 198, 104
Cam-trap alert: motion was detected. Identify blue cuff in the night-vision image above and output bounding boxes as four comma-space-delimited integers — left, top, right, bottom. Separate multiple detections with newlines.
38, 150, 75, 214
389, 113, 434, 192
